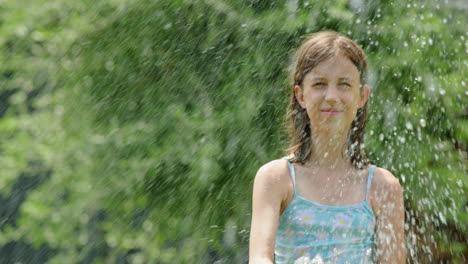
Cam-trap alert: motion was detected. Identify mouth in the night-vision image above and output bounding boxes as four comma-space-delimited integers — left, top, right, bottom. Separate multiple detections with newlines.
320, 109, 343, 116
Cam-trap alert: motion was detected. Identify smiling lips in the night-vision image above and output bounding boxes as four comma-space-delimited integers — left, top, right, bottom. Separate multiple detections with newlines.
320, 108, 343, 116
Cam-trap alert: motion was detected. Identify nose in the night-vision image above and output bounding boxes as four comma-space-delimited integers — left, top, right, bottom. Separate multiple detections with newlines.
324, 84, 339, 103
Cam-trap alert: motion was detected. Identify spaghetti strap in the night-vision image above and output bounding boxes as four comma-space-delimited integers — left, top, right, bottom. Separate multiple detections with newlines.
365, 165, 376, 202
282, 157, 296, 194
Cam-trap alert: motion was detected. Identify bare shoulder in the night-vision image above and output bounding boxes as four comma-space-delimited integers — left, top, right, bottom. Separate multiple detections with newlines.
372, 167, 402, 190
254, 159, 292, 203
255, 159, 291, 187
369, 166, 404, 214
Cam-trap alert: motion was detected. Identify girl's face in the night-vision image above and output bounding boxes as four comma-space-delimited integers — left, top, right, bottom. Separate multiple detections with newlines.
294, 52, 370, 134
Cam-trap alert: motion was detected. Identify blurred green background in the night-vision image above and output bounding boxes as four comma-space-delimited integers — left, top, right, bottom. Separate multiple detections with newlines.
0, 0, 466, 263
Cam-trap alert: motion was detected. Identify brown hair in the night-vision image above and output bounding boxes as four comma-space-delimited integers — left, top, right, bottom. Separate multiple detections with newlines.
286, 30, 370, 169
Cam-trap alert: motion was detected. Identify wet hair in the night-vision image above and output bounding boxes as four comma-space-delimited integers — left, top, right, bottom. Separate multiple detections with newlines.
286, 30, 369, 169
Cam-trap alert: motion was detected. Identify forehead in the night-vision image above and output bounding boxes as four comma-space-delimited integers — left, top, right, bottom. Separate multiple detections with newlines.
304, 53, 360, 81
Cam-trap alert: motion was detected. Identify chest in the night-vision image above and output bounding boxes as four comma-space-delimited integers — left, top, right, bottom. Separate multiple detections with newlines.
294, 168, 368, 207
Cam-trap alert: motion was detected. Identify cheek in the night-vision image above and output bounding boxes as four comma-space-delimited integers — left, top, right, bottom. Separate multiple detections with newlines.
346, 93, 361, 107
303, 92, 321, 105
343, 97, 360, 114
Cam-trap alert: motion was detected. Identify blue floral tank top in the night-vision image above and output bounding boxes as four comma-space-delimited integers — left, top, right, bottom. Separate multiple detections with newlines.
275, 159, 376, 264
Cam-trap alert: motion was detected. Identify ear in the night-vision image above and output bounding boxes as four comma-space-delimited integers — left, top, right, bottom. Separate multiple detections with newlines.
294, 85, 306, 109
358, 84, 370, 108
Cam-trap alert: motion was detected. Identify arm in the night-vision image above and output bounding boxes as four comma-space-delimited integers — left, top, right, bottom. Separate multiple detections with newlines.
249, 161, 288, 264
373, 169, 406, 263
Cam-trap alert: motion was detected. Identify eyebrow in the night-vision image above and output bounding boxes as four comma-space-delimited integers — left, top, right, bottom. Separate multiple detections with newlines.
310, 77, 354, 81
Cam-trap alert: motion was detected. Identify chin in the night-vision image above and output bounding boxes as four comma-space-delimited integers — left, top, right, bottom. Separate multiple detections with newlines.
315, 124, 348, 134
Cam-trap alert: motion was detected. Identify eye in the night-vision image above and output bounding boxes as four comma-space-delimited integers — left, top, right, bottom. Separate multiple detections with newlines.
339, 82, 351, 87
313, 82, 326, 87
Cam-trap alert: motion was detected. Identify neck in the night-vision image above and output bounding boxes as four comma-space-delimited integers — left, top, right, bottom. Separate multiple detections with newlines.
305, 128, 351, 170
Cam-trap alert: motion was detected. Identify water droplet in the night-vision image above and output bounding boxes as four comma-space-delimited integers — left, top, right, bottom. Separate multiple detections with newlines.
16, 25, 28, 36
405, 122, 413, 130
105, 60, 115, 71
439, 212, 447, 225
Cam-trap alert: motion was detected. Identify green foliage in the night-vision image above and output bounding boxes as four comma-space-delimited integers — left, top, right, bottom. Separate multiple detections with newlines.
0, 0, 466, 263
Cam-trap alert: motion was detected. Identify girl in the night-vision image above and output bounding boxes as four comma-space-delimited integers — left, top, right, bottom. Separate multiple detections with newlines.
249, 31, 405, 264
